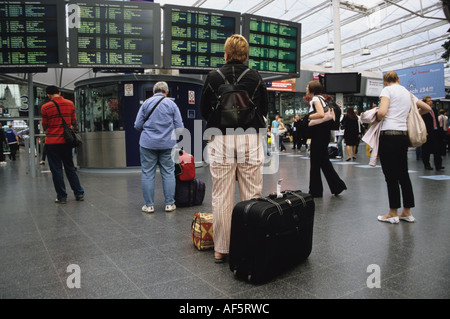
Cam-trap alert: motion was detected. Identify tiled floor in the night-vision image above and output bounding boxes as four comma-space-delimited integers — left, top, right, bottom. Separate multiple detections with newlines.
1, 143, 450, 299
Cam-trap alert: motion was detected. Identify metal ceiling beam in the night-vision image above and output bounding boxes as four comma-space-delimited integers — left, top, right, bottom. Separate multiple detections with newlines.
343, 35, 448, 69
366, 48, 444, 71
291, 1, 329, 22
245, 0, 275, 15
301, 0, 403, 43
385, 0, 448, 21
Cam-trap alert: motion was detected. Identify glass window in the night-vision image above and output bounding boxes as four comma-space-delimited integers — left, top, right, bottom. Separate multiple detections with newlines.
76, 84, 119, 132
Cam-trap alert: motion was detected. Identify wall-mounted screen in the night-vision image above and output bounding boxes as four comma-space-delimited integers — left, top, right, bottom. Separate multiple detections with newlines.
324, 72, 361, 94
0, 0, 66, 69
242, 14, 301, 77
163, 5, 240, 71
68, 0, 160, 69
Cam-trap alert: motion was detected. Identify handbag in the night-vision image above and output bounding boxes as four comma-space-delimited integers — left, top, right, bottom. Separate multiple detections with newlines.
52, 101, 82, 148
308, 96, 335, 127
191, 212, 214, 251
407, 93, 427, 147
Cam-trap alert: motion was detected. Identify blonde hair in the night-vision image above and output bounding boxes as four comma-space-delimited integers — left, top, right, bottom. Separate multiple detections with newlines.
383, 71, 400, 84
224, 34, 249, 63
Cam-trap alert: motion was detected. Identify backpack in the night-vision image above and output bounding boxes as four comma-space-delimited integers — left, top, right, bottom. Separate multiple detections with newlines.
212, 67, 260, 129
175, 150, 195, 181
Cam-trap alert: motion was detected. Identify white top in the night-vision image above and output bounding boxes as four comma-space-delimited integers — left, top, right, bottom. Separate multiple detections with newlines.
379, 83, 418, 131
308, 95, 325, 114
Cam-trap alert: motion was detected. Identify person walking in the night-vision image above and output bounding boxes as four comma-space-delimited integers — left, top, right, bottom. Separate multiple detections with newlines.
306, 80, 346, 198
134, 81, 184, 214
376, 71, 431, 223
200, 34, 268, 263
5, 124, 19, 161
41, 86, 84, 203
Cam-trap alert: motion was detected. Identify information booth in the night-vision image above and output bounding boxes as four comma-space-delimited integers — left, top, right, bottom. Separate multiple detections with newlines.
74, 75, 205, 168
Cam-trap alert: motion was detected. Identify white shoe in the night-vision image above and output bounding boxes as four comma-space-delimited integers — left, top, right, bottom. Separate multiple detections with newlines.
399, 215, 415, 223
142, 205, 154, 213
165, 204, 176, 212
377, 216, 399, 224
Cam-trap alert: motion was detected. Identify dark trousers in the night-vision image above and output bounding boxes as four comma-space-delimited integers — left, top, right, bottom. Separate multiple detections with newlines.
0, 141, 4, 161
422, 130, 442, 168
309, 123, 346, 196
46, 143, 84, 201
379, 134, 414, 209
8, 143, 19, 160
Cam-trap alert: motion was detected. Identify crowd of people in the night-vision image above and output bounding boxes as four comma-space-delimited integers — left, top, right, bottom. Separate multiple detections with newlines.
2, 34, 449, 265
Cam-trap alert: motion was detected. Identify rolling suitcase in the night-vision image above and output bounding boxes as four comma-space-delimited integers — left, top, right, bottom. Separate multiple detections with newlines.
229, 190, 315, 283
175, 178, 206, 207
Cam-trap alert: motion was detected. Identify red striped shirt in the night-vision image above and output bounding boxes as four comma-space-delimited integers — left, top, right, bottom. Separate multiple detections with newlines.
41, 96, 76, 144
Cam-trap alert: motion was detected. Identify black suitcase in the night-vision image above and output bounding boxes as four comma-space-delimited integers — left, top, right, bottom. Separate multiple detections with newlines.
175, 178, 206, 207
229, 190, 315, 283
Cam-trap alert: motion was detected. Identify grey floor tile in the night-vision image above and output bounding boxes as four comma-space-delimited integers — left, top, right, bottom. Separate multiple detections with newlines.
1, 146, 449, 301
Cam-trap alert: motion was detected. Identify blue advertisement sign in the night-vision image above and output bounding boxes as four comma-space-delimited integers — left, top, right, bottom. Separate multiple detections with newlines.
390, 62, 445, 100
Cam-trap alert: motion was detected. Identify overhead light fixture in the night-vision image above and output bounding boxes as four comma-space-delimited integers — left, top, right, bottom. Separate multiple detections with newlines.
361, 47, 371, 55
327, 42, 335, 51
324, 61, 332, 68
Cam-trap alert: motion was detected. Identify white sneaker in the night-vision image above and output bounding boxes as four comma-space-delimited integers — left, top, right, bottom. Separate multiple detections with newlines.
165, 204, 176, 212
142, 205, 154, 213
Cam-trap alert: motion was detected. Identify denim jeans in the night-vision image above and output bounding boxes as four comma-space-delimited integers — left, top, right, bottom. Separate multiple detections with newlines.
46, 144, 84, 201
140, 147, 175, 206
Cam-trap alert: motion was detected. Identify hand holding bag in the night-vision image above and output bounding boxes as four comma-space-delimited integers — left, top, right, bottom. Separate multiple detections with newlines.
407, 93, 427, 147
308, 95, 335, 127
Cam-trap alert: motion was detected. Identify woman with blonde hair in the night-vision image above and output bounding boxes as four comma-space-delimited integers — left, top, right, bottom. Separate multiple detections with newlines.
200, 34, 268, 263
376, 71, 431, 223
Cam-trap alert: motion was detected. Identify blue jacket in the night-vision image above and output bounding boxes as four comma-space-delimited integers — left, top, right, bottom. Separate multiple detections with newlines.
134, 93, 184, 150
6, 129, 18, 144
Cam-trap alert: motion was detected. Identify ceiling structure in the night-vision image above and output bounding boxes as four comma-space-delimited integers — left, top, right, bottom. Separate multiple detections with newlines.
1, 0, 449, 90
159, 0, 449, 81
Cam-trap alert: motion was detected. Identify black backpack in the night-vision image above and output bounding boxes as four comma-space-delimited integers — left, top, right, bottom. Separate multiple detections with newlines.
212, 67, 262, 129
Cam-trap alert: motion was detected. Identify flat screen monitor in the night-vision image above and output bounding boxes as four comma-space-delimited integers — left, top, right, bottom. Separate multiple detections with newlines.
0, 0, 66, 69
324, 72, 361, 94
163, 4, 240, 71
242, 14, 301, 77
68, 0, 161, 69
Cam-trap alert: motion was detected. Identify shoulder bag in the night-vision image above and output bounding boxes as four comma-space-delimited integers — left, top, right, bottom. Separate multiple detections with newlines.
308, 95, 335, 127
52, 100, 82, 148
406, 93, 427, 147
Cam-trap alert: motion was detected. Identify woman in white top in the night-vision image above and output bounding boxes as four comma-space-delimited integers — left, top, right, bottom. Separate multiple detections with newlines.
376, 71, 431, 224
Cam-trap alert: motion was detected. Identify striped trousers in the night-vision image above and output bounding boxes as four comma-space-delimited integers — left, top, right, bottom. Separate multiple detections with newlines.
208, 134, 264, 254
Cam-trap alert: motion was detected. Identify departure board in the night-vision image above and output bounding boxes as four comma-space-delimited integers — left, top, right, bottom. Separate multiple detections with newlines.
163, 5, 240, 71
0, 0, 66, 68
68, 0, 160, 69
242, 14, 301, 76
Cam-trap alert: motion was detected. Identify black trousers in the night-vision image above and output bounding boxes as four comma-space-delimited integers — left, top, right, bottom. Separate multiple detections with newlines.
309, 122, 346, 196
379, 134, 414, 209
422, 130, 442, 168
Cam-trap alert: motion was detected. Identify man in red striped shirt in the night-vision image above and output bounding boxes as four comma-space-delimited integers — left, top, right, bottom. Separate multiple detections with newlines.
41, 86, 84, 203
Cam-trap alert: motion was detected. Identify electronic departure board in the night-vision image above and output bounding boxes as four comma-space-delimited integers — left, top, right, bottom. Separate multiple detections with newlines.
163, 5, 240, 71
0, 0, 66, 68
68, 0, 160, 69
242, 14, 301, 76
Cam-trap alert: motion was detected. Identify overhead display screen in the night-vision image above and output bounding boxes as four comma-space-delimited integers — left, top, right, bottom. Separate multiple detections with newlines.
163, 5, 240, 71
68, 0, 161, 69
242, 14, 301, 76
0, 0, 66, 68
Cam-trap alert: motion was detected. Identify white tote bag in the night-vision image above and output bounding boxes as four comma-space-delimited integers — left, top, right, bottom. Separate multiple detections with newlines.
407, 94, 427, 147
